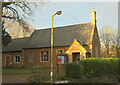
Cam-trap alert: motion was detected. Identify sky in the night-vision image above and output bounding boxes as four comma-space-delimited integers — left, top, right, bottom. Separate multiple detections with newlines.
24, 1, 118, 32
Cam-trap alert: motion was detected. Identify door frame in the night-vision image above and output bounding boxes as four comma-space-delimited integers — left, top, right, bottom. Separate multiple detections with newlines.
72, 52, 80, 62
5, 55, 11, 67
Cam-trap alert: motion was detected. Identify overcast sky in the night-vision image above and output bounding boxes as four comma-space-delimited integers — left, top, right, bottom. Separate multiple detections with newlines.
24, 2, 118, 31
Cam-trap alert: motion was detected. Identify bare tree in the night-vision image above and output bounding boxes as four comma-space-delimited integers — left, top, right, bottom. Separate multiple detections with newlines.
100, 25, 114, 57
112, 29, 120, 58
2, 1, 36, 22
2, 0, 37, 31
6, 21, 34, 38
2, 0, 37, 45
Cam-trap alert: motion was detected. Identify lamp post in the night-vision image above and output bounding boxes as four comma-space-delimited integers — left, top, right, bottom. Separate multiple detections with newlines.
51, 11, 62, 82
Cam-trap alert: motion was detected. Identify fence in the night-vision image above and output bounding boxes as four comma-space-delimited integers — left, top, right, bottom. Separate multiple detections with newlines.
27, 65, 65, 83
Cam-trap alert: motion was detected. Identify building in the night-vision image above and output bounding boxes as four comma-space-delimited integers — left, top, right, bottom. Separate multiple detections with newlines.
2, 8, 101, 68
2, 38, 29, 67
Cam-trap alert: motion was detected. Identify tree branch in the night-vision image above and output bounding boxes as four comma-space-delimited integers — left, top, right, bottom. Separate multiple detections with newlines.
2, 15, 15, 19
5, 6, 19, 20
2, 2, 15, 7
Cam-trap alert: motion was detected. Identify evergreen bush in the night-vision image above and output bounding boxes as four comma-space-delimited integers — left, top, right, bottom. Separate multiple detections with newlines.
65, 58, 119, 79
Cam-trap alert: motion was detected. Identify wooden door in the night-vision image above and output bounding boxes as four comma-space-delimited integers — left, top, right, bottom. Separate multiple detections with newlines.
6, 56, 10, 67
72, 53, 80, 63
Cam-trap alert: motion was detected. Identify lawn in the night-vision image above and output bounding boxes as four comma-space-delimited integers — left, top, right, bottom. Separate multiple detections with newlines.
2, 68, 31, 74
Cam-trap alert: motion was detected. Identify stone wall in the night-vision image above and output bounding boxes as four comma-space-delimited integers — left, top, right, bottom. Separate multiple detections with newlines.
2, 52, 24, 67
92, 26, 101, 58
23, 46, 69, 67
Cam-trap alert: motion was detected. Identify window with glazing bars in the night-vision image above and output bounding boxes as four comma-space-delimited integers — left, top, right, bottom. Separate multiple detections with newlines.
41, 51, 49, 61
15, 56, 20, 63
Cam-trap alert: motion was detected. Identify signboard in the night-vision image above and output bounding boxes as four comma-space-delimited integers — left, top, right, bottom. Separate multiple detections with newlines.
57, 55, 68, 64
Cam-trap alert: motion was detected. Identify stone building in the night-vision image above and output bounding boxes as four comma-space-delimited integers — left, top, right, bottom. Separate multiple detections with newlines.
2, 8, 101, 67
2, 38, 29, 67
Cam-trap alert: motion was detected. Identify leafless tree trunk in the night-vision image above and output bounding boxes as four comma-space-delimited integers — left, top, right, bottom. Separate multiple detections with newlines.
2, 1, 37, 39
116, 32, 119, 58
112, 29, 119, 58
100, 25, 114, 58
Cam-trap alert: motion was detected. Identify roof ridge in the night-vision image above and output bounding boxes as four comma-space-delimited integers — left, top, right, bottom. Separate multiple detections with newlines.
12, 37, 29, 40
35, 22, 92, 31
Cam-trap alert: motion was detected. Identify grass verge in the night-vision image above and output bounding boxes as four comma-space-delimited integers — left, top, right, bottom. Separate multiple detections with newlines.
2, 67, 31, 74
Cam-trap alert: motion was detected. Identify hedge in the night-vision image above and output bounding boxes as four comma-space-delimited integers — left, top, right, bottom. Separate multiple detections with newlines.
65, 58, 119, 79
65, 63, 82, 79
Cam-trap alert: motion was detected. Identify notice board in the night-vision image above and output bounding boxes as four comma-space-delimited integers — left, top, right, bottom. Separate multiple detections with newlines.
57, 55, 68, 64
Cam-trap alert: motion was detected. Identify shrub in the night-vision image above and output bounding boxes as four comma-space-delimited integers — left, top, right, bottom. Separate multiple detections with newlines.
65, 63, 82, 79
79, 58, 118, 78
65, 58, 119, 79
55, 74, 66, 80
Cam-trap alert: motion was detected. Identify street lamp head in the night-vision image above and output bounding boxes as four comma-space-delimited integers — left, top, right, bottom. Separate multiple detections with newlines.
56, 11, 62, 15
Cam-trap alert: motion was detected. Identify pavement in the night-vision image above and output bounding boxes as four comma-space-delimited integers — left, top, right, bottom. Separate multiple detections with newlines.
2, 74, 120, 85
2, 74, 28, 83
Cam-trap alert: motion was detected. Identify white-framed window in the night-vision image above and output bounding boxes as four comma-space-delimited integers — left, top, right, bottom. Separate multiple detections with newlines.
41, 51, 49, 62
28, 51, 34, 62
56, 49, 64, 54
14, 56, 20, 63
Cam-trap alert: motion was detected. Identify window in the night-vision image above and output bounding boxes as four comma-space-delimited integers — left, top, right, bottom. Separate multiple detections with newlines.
14, 56, 20, 63
41, 51, 49, 61
86, 52, 91, 58
28, 51, 34, 62
56, 49, 64, 54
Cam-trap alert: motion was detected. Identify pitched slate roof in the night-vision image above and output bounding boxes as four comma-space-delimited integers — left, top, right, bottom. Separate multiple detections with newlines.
2, 37, 29, 52
23, 23, 93, 49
